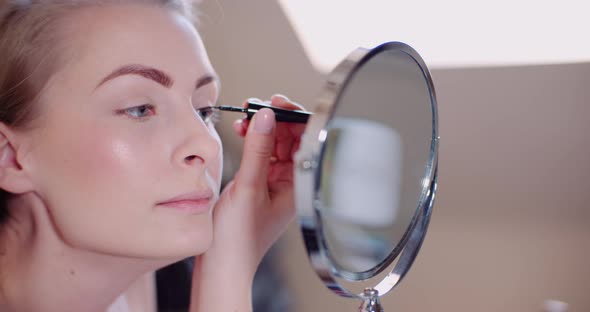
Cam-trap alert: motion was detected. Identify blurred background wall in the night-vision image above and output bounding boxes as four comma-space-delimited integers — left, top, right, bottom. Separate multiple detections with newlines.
197, 1, 590, 311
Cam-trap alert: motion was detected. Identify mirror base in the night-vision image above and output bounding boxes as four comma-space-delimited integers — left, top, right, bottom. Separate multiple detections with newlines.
358, 288, 384, 312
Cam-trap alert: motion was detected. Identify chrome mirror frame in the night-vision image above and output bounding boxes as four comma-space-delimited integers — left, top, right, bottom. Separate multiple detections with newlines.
294, 42, 439, 303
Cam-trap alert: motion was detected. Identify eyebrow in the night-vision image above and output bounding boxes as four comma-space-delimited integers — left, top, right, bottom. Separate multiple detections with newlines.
97, 64, 173, 89
96, 64, 218, 91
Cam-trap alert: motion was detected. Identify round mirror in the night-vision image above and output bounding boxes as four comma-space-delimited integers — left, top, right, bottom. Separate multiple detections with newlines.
294, 41, 438, 307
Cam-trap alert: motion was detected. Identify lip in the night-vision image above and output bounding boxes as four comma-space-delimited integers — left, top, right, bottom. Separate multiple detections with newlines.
156, 190, 214, 214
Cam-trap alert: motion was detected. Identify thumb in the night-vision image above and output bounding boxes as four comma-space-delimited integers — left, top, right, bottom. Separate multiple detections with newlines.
236, 108, 276, 188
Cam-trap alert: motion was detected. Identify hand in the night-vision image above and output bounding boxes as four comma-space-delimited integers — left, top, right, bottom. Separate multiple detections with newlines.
190, 95, 304, 311
197, 94, 305, 276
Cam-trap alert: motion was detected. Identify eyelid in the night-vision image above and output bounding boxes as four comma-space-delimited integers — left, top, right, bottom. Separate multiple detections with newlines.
117, 103, 156, 120
195, 105, 220, 124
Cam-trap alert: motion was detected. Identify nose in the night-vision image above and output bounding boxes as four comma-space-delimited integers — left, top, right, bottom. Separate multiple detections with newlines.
173, 110, 221, 169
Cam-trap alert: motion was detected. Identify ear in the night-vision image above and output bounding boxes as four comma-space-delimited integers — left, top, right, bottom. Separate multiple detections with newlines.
0, 123, 35, 194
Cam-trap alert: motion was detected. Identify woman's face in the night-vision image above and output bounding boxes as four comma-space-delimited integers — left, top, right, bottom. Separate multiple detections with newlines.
22, 4, 222, 260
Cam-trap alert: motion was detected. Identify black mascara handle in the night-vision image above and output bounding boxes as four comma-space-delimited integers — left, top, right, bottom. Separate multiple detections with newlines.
247, 101, 311, 124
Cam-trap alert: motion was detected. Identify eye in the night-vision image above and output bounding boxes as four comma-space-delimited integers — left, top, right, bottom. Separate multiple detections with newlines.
121, 104, 155, 120
196, 106, 220, 125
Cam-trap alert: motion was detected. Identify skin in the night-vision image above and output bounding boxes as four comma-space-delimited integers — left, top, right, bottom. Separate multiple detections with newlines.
0, 4, 303, 312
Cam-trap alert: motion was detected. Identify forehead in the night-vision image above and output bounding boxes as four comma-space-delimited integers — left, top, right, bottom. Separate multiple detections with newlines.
55, 4, 213, 91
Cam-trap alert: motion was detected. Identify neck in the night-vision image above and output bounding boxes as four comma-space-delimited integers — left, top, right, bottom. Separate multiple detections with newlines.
0, 193, 168, 312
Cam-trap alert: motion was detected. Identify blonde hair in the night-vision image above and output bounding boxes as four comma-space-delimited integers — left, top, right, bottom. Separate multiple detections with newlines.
0, 0, 197, 222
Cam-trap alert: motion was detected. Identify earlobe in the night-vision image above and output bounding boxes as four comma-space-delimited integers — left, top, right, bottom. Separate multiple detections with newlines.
0, 123, 35, 194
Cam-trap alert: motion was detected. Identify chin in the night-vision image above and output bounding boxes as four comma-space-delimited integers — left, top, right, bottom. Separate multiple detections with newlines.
155, 220, 214, 260
69, 212, 215, 263
92, 222, 214, 263
140, 209, 215, 258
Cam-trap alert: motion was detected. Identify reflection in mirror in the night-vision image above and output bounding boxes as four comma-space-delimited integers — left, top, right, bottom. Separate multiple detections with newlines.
317, 49, 433, 279
321, 119, 402, 274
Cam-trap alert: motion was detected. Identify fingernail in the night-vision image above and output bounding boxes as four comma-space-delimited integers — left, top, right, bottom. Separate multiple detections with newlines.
272, 94, 289, 103
253, 108, 275, 134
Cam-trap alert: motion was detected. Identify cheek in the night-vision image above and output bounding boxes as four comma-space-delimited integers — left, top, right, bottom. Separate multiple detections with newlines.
210, 130, 223, 182
33, 122, 155, 201
79, 132, 146, 182
67, 130, 149, 189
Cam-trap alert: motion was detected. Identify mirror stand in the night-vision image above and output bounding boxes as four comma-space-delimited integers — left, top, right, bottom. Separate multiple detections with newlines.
294, 41, 439, 312
359, 288, 384, 312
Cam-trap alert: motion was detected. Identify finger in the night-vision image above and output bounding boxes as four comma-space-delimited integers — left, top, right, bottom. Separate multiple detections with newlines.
236, 108, 276, 188
243, 97, 264, 108
232, 119, 249, 137
270, 95, 306, 161
270, 94, 305, 110
274, 127, 302, 161
232, 120, 243, 137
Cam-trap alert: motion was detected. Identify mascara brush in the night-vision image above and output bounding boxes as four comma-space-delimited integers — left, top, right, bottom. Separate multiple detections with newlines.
213, 100, 311, 124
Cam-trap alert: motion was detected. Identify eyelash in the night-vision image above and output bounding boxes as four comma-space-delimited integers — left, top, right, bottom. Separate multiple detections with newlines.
119, 104, 220, 125
120, 104, 155, 120
196, 106, 221, 125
